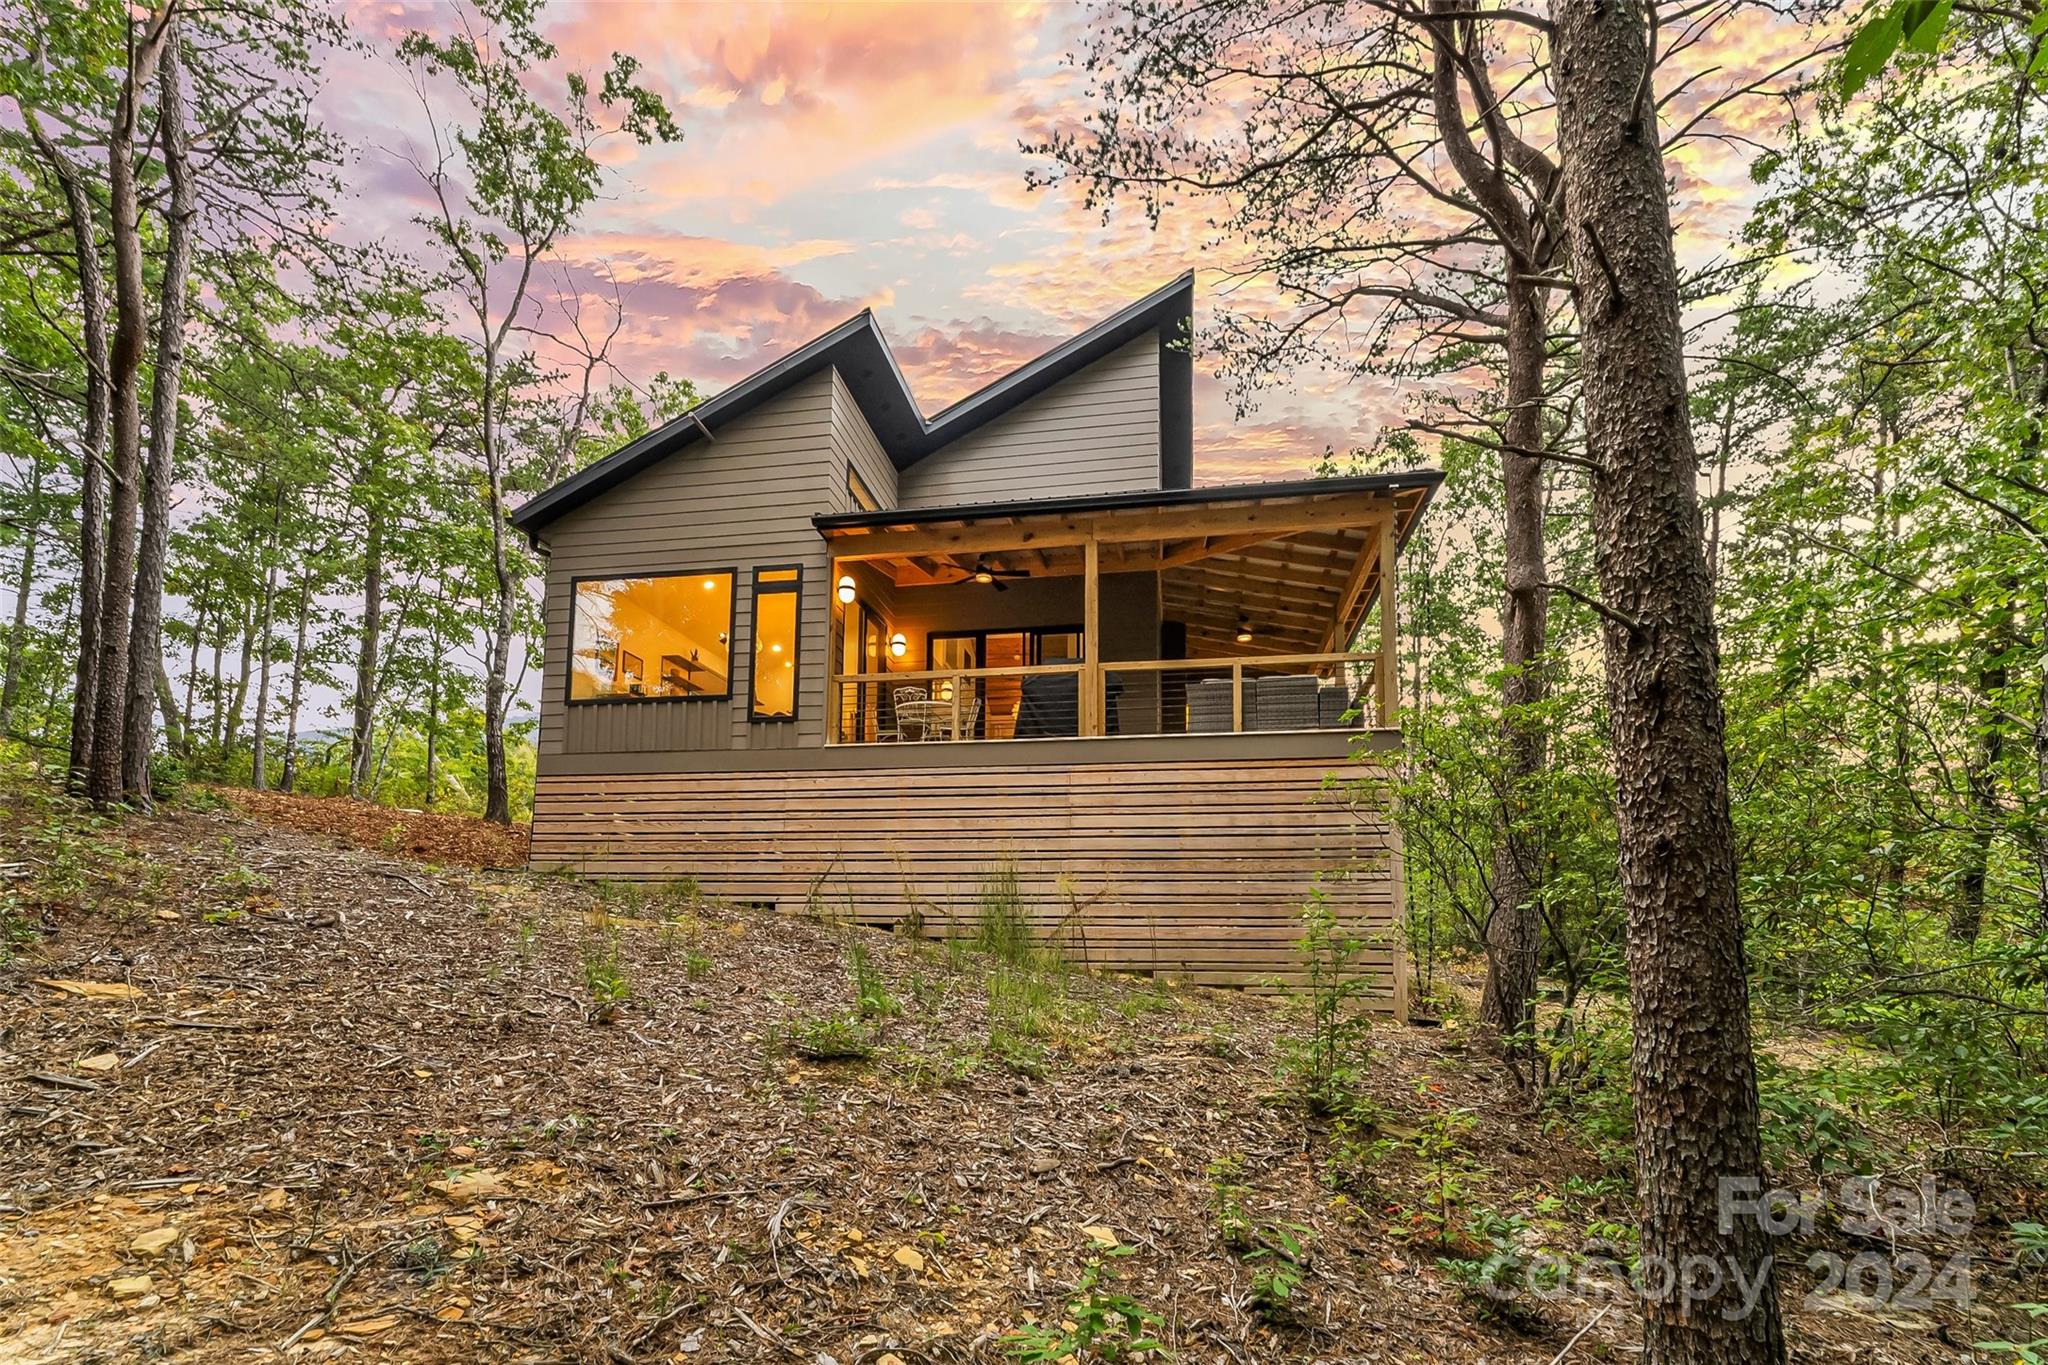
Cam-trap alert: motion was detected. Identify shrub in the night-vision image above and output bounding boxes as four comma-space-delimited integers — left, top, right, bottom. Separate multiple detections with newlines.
1275, 886, 1374, 1115
1005, 1246, 1165, 1361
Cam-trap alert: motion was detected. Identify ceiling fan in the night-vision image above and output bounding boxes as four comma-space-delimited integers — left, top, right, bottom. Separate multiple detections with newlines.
949, 559, 1030, 592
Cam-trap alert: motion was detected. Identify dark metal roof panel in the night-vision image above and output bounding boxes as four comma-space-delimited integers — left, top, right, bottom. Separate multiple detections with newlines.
810, 470, 1444, 537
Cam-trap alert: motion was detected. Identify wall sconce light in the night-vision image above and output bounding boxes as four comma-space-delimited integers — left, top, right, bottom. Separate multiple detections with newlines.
888, 632, 907, 658
836, 574, 857, 605
1234, 619, 1254, 644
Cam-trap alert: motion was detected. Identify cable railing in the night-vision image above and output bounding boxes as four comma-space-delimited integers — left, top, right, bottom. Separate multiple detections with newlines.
828, 651, 1383, 744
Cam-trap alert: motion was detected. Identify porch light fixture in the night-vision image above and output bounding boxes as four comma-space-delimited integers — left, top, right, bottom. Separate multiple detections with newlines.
889, 632, 907, 658
836, 574, 857, 604
972, 567, 995, 585
1234, 619, 1254, 644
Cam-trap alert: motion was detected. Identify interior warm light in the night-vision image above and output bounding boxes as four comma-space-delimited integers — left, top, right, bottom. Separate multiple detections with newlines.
836, 574, 857, 604
771, 642, 783, 653
889, 632, 907, 658
1235, 619, 1254, 644
972, 568, 995, 585
702, 578, 717, 591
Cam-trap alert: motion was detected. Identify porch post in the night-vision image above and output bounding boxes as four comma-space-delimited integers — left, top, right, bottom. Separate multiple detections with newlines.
1376, 511, 1398, 726
825, 555, 840, 744
1083, 536, 1103, 736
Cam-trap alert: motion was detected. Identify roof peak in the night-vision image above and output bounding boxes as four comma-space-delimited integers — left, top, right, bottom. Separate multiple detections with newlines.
511, 272, 1196, 538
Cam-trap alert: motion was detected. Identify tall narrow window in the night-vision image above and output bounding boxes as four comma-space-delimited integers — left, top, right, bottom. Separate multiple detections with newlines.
570, 572, 733, 702
847, 466, 881, 512
750, 566, 802, 721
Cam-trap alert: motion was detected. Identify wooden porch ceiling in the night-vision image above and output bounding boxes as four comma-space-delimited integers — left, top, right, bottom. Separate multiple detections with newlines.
822, 484, 1432, 659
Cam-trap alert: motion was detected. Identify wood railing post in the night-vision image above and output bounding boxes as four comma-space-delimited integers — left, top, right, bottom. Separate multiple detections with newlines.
1376, 513, 1398, 726
950, 673, 962, 741
1231, 661, 1244, 732
1083, 536, 1103, 736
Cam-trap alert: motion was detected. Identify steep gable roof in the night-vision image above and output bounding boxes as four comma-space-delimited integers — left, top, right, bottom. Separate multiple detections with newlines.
510, 272, 1194, 538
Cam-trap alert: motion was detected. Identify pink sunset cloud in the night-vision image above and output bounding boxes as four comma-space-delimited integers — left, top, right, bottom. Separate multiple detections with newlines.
321, 0, 1810, 478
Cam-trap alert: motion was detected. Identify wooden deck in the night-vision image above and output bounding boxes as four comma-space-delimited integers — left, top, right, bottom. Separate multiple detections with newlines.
529, 733, 1406, 1013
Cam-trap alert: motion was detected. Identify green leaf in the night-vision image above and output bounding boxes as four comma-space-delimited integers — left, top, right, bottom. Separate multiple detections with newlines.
1840, 1, 1908, 99
1903, 0, 1953, 51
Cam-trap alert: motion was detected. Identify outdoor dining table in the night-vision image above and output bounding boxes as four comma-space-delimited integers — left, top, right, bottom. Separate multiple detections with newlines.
897, 698, 963, 740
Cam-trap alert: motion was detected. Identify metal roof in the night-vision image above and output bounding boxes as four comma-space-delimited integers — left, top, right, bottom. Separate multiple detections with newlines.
811, 470, 1443, 543
510, 273, 1196, 538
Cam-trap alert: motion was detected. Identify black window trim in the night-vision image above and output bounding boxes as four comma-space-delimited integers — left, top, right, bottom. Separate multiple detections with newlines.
748, 562, 805, 724
565, 568, 737, 706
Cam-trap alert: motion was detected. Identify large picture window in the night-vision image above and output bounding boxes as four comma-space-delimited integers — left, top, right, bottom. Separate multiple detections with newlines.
750, 565, 802, 721
570, 571, 733, 702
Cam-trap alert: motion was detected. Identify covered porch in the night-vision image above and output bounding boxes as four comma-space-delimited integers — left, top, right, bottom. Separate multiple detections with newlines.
817, 474, 1437, 747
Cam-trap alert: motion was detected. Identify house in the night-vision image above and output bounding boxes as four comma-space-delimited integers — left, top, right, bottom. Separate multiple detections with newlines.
511, 274, 1439, 1010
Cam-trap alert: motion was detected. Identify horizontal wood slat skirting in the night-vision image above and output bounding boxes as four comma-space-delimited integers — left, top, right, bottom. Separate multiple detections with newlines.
530, 752, 1407, 1015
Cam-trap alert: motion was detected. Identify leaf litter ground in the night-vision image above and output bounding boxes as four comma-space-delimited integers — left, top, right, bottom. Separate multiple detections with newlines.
0, 793, 2023, 1362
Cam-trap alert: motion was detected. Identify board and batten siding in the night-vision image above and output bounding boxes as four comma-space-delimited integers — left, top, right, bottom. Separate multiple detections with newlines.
897, 333, 1162, 508
530, 747, 1406, 1009
536, 368, 845, 758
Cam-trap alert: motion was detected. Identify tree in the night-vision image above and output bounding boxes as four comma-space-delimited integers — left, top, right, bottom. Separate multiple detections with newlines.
1035, 0, 1566, 1050
1551, 4, 1786, 1358
3, 0, 344, 806
397, 0, 677, 824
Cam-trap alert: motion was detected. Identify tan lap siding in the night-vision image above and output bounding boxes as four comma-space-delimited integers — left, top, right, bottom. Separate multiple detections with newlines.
537, 369, 839, 756
897, 334, 1161, 508
529, 754, 1404, 1008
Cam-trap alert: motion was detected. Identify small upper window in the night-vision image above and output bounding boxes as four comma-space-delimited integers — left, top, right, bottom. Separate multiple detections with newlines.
571, 572, 732, 701
847, 466, 881, 512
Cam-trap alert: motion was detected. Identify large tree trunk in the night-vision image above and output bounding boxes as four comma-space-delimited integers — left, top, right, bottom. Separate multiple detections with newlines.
1424, 11, 1554, 1051
1551, 10, 1786, 1363
1, 453, 46, 735
87, 7, 177, 806
350, 504, 384, 797
1480, 280, 1552, 1049
121, 18, 195, 807
25, 115, 111, 792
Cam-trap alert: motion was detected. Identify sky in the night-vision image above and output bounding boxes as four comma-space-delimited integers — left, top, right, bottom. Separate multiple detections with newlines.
323, 1, 1817, 488
1, 2, 1819, 743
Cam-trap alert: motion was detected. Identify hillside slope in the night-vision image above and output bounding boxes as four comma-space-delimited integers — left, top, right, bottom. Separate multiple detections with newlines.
0, 789, 2012, 1362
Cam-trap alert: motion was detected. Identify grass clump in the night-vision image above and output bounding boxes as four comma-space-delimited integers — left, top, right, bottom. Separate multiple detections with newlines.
582, 925, 632, 1022
846, 934, 899, 1019
784, 1011, 875, 1062
974, 864, 1036, 964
